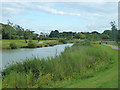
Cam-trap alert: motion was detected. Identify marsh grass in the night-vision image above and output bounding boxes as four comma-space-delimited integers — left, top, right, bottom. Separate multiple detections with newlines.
2, 41, 115, 88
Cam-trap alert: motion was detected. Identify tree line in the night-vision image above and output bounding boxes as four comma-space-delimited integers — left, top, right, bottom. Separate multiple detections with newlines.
49, 21, 119, 43
1, 20, 39, 40
0, 20, 119, 43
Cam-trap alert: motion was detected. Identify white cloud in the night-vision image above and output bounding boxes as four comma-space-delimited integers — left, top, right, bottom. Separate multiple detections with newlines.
37, 5, 81, 16
1, 2, 117, 18
1, 2, 118, 33
1, 2, 81, 17
86, 23, 111, 33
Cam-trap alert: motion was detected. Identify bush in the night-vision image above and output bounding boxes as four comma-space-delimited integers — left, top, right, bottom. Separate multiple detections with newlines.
59, 39, 67, 44
9, 42, 17, 49
76, 41, 80, 43
27, 40, 36, 48
11, 35, 20, 39
83, 40, 91, 46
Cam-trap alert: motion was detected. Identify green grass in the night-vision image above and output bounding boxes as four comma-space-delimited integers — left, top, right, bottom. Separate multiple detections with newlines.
57, 48, 118, 88
2, 39, 78, 49
50, 45, 118, 88
97, 41, 119, 47
2, 40, 30, 49
2, 41, 118, 88
104, 41, 118, 46
2, 40, 58, 49
58, 64, 118, 88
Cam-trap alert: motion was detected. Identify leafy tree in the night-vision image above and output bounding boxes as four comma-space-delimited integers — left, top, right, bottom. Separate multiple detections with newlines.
13, 24, 25, 39
49, 30, 59, 38
33, 34, 39, 40
102, 30, 112, 40
2, 24, 17, 39
24, 30, 32, 40
75, 33, 85, 39
101, 34, 110, 40
110, 21, 118, 42
7, 20, 13, 26
102, 30, 112, 37
91, 31, 100, 34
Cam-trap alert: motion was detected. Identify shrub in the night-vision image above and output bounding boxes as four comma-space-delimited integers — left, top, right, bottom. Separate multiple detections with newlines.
74, 40, 91, 46
27, 40, 36, 48
76, 41, 80, 43
83, 40, 91, 46
59, 39, 67, 44
11, 35, 19, 39
9, 42, 17, 49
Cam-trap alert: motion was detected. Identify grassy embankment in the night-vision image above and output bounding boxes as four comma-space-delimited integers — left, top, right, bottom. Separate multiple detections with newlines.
1, 40, 118, 88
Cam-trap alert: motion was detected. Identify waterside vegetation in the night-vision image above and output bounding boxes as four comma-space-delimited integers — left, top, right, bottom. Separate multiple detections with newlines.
2, 40, 118, 88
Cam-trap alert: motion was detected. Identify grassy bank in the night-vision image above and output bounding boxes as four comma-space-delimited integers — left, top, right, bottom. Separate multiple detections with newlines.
57, 61, 118, 88
2, 39, 78, 49
56, 46, 118, 88
2, 40, 58, 49
1, 40, 118, 88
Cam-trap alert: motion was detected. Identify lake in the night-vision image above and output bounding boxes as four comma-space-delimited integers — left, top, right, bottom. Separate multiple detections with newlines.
1, 43, 73, 70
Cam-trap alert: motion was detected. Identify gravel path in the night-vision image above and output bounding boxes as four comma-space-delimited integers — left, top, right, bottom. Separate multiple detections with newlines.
103, 44, 120, 50
38, 41, 43, 44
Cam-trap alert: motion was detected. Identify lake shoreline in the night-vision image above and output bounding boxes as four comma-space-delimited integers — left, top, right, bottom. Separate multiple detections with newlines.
2, 43, 74, 69
2, 42, 65, 50
2, 41, 118, 88
2, 39, 77, 50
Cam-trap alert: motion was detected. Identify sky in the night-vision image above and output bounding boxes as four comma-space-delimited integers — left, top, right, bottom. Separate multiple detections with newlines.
0, 1, 118, 34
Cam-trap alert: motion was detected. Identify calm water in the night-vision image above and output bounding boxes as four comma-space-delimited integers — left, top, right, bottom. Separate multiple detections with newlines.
1, 44, 73, 69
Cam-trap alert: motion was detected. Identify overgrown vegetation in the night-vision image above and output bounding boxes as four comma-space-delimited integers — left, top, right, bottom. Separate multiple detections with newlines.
9, 42, 17, 49
2, 41, 117, 88
27, 40, 36, 48
73, 40, 91, 46
59, 39, 67, 44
